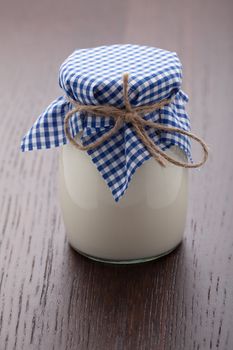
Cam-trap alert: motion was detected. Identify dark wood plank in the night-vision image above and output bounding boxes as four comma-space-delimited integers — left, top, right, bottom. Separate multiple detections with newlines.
0, 0, 233, 349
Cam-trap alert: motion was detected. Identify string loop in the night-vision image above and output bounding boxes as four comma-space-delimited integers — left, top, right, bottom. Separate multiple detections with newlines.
64, 73, 208, 168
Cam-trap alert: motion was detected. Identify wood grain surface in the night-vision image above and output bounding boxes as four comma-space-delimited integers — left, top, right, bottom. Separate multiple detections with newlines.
0, 0, 233, 349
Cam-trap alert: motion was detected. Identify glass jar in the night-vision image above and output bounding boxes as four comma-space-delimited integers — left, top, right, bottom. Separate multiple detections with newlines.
58, 139, 188, 264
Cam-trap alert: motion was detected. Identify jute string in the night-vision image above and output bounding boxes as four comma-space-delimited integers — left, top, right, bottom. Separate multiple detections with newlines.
64, 73, 208, 168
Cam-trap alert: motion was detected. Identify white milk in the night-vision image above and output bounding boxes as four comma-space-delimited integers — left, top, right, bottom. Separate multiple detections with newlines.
58, 143, 188, 263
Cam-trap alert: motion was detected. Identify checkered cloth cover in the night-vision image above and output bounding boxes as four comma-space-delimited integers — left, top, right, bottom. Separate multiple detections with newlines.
21, 44, 191, 202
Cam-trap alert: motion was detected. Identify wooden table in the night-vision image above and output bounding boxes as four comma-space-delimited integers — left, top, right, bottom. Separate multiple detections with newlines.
1, 0, 233, 349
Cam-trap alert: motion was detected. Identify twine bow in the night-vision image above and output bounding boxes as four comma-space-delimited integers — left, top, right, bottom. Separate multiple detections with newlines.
64, 73, 208, 168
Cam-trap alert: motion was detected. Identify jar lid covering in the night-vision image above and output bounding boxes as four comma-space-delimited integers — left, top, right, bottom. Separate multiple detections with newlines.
21, 44, 191, 201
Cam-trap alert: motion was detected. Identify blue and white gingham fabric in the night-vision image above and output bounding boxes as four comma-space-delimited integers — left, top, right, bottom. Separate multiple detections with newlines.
21, 44, 191, 202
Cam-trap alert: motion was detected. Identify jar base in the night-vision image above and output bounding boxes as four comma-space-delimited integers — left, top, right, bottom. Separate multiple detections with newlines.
69, 242, 182, 265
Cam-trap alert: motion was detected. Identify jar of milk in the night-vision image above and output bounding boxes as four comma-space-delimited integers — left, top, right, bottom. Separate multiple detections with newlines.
21, 44, 208, 264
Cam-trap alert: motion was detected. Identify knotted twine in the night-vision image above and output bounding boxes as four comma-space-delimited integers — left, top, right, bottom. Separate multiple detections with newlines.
64, 73, 208, 168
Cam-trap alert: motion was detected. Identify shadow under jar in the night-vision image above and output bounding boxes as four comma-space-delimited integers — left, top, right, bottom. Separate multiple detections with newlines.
59, 142, 188, 264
